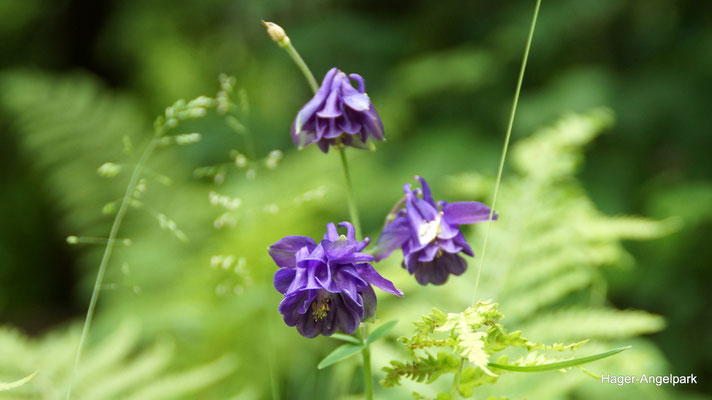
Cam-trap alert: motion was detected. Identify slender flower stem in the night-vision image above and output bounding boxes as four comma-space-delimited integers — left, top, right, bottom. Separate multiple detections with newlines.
339, 149, 363, 240
361, 344, 373, 400
268, 347, 280, 400
66, 134, 160, 399
356, 327, 374, 400
282, 41, 319, 93
472, 0, 542, 305
270, 24, 364, 240
451, 358, 465, 399
383, 196, 406, 229
269, 22, 370, 398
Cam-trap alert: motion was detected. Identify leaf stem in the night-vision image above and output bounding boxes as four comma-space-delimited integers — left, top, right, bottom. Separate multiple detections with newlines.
65, 134, 160, 400
472, 0, 542, 304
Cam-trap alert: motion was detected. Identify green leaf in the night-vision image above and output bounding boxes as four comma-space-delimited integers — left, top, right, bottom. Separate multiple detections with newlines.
331, 333, 361, 344
317, 344, 364, 369
366, 320, 398, 345
0, 371, 37, 391
487, 346, 631, 372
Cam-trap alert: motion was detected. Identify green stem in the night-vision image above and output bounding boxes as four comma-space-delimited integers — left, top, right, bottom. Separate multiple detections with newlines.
268, 349, 280, 400
275, 27, 368, 397
383, 196, 406, 229
451, 358, 465, 399
339, 149, 363, 240
356, 327, 373, 400
275, 32, 364, 240
281, 41, 319, 93
472, 0, 542, 304
65, 134, 160, 399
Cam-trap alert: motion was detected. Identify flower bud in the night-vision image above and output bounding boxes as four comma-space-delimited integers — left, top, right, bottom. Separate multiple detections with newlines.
261, 20, 290, 47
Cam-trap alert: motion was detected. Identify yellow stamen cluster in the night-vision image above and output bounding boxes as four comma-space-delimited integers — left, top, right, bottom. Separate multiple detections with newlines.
311, 297, 331, 321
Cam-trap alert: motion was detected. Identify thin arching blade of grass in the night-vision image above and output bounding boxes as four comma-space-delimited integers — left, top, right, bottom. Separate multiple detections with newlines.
487, 346, 631, 372
0, 371, 37, 391
365, 320, 398, 345
317, 343, 365, 369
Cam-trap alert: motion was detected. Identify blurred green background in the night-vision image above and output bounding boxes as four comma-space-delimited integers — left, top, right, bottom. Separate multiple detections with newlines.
0, 0, 710, 399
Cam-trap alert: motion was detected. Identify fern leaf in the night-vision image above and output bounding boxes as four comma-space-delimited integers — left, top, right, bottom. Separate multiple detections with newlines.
521, 308, 666, 341
123, 355, 237, 400
382, 352, 459, 387
0, 321, 234, 400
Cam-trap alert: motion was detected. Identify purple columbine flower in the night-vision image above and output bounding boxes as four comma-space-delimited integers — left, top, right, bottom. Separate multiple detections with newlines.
292, 67, 384, 153
269, 222, 402, 338
373, 176, 496, 286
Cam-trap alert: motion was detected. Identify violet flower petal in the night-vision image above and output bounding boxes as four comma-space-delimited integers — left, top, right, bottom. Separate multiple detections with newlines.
372, 214, 411, 261
443, 201, 495, 225
355, 263, 404, 297
268, 235, 317, 268
274, 268, 296, 294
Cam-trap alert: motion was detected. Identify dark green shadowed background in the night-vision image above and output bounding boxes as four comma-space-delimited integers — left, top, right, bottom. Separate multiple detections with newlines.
0, 0, 710, 399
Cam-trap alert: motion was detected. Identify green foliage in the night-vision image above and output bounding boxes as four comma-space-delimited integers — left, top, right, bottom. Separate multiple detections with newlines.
0, 321, 236, 400
0, 71, 146, 232
1, 1, 710, 398
318, 344, 365, 370
449, 109, 677, 323
0, 68, 366, 399
366, 320, 398, 345
487, 346, 630, 373
521, 308, 666, 341
0, 70, 677, 399
383, 301, 624, 398
379, 109, 676, 399
383, 352, 460, 388
319, 321, 398, 369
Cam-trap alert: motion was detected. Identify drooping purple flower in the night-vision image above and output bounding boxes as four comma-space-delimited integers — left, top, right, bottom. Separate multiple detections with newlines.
373, 176, 496, 286
292, 67, 384, 153
269, 222, 402, 338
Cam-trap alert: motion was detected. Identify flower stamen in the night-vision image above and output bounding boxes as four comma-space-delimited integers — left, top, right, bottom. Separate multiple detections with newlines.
311, 296, 331, 321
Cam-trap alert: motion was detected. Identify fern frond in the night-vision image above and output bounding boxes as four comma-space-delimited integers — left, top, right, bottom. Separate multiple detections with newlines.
445, 109, 676, 322
0, 321, 235, 400
392, 109, 674, 398
122, 355, 237, 400
458, 367, 498, 397
502, 270, 592, 318
521, 308, 666, 341
0, 71, 146, 232
382, 352, 459, 388
387, 301, 599, 394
